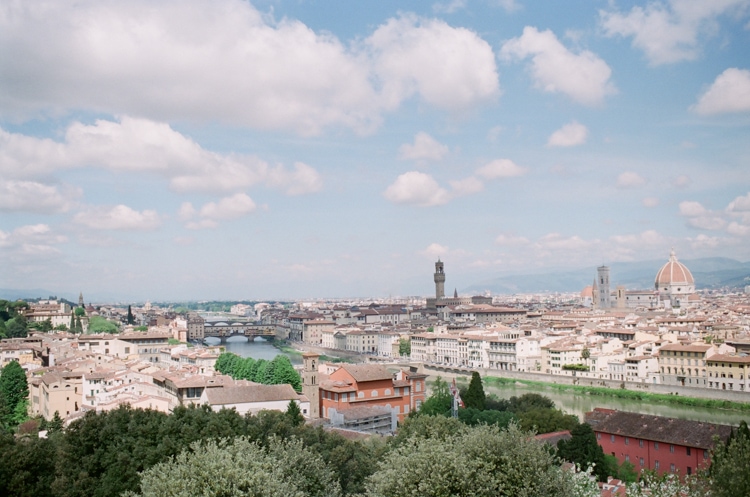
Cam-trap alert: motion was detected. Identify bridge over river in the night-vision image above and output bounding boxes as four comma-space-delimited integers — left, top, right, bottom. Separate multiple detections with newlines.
202, 321, 279, 340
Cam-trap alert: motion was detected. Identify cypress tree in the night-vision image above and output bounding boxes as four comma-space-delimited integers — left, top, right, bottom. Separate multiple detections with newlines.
463, 371, 486, 410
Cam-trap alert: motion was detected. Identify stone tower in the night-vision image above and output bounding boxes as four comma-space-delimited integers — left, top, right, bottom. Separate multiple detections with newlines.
302, 352, 320, 419
597, 266, 611, 309
434, 259, 445, 300
78, 292, 84, 308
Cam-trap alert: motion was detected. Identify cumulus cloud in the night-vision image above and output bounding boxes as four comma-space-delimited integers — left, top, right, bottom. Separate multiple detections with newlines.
495, 233, 530, 246
385, 158, 526, 207
600, 0, 749, 66
420, 243, 450, 259
383, 171, 451, 207
727, 221, 750, 236
475, 159, 527, 179
500, 26, 615, 106
642, 197, 660, 208
693, 68, 750, 115
679, 200, 727, 230
399, 132, 449, 162
0, 180, 81, 213
0, 117, 323, 196
181, 193, 257, 229
432, 0, 467, 14
689, 234, 721, 249
547, 121, 588, 147
727, 192, 750, 212
535, 233, 591, 251
0, 224, 67, 258
73, 204, 162, 231
616, 171, 647, 188
367, 15, 500, 112
0, 2, 500, 133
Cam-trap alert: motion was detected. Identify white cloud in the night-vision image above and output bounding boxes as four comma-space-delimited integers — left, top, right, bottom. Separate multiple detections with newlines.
383, 171, 451, 207
265, 162, 323, 196
199, 194, 257, 220
679, 200, 707, 217
0, 180, 80, 213
420, 243, 450, 259
727, 192, 750, 212
492, 0, 521, 13
601, 0, 749, 66
0, 117, 323, 196
547, 121, 588, 147
616, 171, 647, 188
0, 2, 502, 134
693, 68, 750, 114
475, 159, 527, 179
495, 233, 530, 246
727, 221, 750, 236
500, 26, 615, 106
642, 197, 660, 207
0, 224, 67, 259
73, 204, 162, 231
535, 233, 592, 251
399, 132, 449, 162
367, 15, 500, 112
689, 234, 721, 249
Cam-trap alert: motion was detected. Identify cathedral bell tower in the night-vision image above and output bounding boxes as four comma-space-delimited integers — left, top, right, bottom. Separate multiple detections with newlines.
434, 259, 445, 300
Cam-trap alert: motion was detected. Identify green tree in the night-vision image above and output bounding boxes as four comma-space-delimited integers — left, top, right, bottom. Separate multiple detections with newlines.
215, 352, 242, 377
0, 360, 29, 428
74, 316, 83, 334
130, 437, 342, 497
463, 371, 486, 410
74, 307, 86, 317
507, 393, 555, 413
367, 422, 599, 497
398, 337, 411, 356
5, 316, 28, 338
458, 407, 515, 428
418, 377, 452, 417
517, 407, 579, 434
86, 316, 119, 334
708, 420, 750, 497
126, 305, 135, 325
47, 411, 64, 433
581, 347, 591, 360
272, 355, 302, 391
69, 311, 75, 331
557, 423, 611, 482
285, 399, 305, 427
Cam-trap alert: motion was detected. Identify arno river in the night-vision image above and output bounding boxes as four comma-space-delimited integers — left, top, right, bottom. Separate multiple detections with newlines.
206, 336, 748, 426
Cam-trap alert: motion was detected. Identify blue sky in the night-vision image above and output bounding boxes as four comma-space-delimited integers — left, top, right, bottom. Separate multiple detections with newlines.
1, 0, 749, 301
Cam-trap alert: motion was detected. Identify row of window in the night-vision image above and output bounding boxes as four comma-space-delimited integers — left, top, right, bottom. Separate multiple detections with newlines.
598, 433, 707, 459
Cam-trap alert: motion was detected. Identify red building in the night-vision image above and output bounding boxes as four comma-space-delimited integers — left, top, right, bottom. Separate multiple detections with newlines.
319, 364, 426, 423
586, 408, 733, 477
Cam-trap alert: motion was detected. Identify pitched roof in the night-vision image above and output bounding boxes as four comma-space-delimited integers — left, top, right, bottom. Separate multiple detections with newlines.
585, 409, 732, 449
205, 384, 300, 405
340, 364, 393, 382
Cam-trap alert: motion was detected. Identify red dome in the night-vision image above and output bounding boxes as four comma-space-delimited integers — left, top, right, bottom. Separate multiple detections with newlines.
654, 249, 694, 287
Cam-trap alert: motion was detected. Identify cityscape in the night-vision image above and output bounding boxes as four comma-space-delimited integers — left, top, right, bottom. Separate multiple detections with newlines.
2, 0, 750, 496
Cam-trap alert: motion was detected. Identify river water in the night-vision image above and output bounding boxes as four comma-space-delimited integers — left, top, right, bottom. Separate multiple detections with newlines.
466, 380, 749, 427
204, 336, 293, 362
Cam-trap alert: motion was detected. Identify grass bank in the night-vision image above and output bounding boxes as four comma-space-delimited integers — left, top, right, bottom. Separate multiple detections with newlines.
482, 376, 750, 412
272, 341, 353, 363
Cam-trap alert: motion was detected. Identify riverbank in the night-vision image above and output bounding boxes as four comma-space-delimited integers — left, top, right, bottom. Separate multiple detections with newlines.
480, 376, 750, 412
272, 340, 355, 363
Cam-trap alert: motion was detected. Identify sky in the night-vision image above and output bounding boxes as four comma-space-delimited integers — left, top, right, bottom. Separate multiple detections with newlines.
1, 0, 749, 302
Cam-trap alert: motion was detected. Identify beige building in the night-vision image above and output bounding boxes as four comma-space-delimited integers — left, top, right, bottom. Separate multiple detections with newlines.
706, 354, 750, 391
658, 343, 713, 387
29, 370, 83, 420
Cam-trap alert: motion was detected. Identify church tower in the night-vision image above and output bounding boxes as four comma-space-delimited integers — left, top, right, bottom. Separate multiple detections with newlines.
434, 259, 445, 300
78, 292, 84, 308
597, 266, 611, 309
302, 352, 320, 419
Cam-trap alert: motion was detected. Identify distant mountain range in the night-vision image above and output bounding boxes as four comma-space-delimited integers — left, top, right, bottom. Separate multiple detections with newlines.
463, 257, 750, 295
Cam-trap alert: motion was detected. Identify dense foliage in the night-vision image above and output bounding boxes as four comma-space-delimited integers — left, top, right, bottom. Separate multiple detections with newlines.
0, 360, 29, 430
557, 423, 611, 481
86, 316, 120, 334
215, 352, 302, 391
0, 300, 29, 339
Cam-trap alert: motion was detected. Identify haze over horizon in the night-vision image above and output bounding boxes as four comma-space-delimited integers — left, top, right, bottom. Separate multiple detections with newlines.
1, 0, 749, 301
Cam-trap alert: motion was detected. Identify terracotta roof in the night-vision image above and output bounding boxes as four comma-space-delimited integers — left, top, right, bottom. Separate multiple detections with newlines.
585, 409, 732, 449
706, 354, 750, 364
340, 364, 393, 382
205, 384, 300, 405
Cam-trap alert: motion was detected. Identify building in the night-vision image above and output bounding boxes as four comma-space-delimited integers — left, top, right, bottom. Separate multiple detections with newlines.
319, 363, 426, 424
586, 408, 732, 477
705, 354, 750, 391
655, 249, 697, 308
302, 352, 320, 418
593, 266, 611, 310
425, 259, 492, 311
203, 383, 309, 417
658, 343, 713, 387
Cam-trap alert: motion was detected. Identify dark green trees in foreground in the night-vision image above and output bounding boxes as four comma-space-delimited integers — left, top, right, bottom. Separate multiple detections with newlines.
0, 360, 29, 430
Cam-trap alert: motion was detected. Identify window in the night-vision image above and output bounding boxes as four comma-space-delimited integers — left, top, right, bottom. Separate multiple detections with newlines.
654, 442, 659, 450
639, 439, 644, 448
704, 450, 708, 460
625, 437, 630, 445
625, 455, 630, 462
639, 458, 644, 467
687, 467, 692, 475
371, 390, 378, 397
686, 447, 691, 456
670, 445, 675, 453
597, 433, 601, 440
655, 460, 660, 470
611, 435, 615, 443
